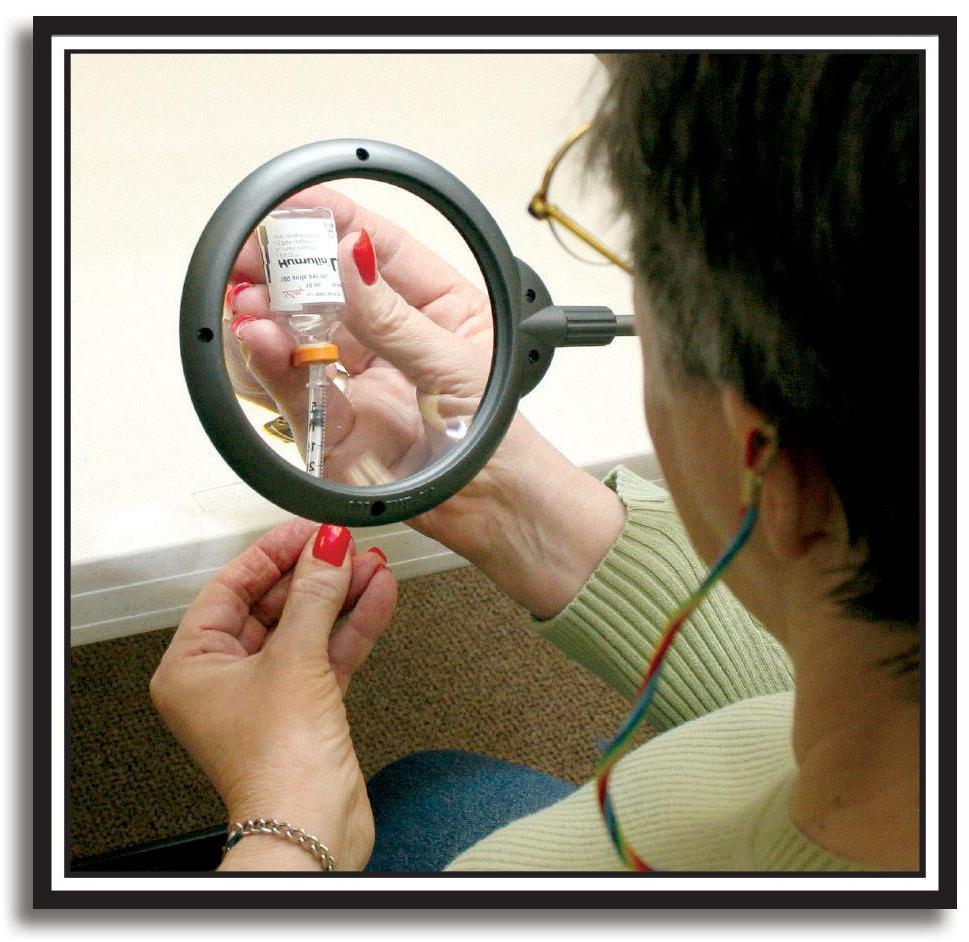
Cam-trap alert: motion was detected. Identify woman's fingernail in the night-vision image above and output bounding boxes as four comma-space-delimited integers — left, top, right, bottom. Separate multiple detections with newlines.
352, 229, 378, 286
226, 282, 252, 309
366, 546, 388, 564
313, 524, 351, 566
229, 314, 257, 340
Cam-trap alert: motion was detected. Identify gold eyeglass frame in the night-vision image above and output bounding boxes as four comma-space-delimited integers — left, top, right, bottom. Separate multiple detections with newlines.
528, 122, 634, 274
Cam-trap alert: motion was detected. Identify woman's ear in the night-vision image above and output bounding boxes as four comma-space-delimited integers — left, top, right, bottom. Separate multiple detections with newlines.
719, 386, 835, 562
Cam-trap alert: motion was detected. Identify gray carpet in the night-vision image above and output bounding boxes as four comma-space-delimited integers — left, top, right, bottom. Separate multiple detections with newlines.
69, 564, 649, 860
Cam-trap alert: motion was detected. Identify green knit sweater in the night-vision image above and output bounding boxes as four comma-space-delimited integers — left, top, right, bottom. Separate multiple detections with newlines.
445, 468, 865, 872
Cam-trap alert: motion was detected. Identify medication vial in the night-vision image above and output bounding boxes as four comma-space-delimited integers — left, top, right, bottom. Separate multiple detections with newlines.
257, 207, 345, 477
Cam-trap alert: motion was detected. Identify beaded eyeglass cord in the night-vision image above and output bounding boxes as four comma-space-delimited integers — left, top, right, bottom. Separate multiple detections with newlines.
594, 427, 779, 871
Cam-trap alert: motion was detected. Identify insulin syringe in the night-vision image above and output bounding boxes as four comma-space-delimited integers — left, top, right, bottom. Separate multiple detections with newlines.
292, 342, 339, 478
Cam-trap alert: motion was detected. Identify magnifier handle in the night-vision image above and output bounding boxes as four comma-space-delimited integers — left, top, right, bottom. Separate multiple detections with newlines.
521, 306, 634, 347
612, 315, 637, 337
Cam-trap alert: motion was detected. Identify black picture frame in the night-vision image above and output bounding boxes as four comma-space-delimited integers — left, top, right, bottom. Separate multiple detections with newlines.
35, 15, 956, 915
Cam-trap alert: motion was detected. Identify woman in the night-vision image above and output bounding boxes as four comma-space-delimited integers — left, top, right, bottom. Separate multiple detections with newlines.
150, 53, 920, 872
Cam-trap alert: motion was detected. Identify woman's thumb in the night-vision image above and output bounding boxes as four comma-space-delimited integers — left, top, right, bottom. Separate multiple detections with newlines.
272, 524, 353, 659
338, 229, 486, 396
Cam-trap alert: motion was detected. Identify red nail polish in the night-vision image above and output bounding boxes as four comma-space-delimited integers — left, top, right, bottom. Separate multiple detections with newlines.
226, 282, 252, 309
313, 524, 351, 566
366, 546, 388, 564
352, 229, 377, 286
229, 314, 257, 340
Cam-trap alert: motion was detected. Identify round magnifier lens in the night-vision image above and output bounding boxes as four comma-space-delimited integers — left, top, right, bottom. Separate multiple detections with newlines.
223, 178, 495, 492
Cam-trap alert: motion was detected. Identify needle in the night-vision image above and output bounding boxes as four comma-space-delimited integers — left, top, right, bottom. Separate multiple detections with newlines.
305, 362, 326, 478
290, 342, 340, 479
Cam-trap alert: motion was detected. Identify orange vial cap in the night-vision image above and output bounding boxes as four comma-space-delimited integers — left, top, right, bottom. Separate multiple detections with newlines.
291, 342, 340, 367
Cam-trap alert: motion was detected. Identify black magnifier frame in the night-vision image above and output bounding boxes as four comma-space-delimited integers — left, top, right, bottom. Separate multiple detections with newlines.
181, 139, 633, 527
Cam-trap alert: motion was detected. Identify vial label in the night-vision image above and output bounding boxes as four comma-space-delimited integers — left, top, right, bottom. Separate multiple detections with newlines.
258, 214, 345, 311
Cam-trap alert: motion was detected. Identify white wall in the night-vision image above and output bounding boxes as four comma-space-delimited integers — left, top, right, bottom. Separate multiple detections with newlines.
69, 52, 653, 642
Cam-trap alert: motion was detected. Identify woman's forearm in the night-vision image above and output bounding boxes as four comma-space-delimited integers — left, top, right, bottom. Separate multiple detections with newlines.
414, 415, 627, 619
483, 452, 626, 618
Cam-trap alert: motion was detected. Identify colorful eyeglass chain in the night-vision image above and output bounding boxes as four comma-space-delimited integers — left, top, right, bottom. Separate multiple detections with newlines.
594, 428, 779, 872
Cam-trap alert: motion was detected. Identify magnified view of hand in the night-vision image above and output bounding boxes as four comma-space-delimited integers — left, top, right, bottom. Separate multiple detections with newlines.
223, 184, 494, 485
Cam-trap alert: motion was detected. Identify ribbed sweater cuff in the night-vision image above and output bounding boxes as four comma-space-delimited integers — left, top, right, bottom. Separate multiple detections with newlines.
531, 466, 793, 731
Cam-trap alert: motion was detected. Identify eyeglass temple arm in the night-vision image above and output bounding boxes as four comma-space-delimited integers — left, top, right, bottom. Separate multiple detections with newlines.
529, 196, 633, 274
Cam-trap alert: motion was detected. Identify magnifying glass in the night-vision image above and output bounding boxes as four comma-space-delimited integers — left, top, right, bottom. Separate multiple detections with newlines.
180, 139, 634, 527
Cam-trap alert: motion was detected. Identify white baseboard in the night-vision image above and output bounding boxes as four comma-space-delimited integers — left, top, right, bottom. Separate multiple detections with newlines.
70, 452, 659, 646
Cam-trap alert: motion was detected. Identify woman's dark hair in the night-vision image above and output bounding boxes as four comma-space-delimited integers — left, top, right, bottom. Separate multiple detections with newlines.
593, 53, 920, 628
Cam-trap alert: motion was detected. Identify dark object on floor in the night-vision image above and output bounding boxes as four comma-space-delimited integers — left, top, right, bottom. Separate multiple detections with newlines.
71, 824, 226, 872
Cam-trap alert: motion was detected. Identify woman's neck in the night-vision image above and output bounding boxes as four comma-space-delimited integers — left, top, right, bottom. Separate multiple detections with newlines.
785, 614, 921, 871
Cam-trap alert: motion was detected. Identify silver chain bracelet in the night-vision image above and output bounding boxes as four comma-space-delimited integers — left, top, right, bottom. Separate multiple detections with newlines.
222, 817, 336, 871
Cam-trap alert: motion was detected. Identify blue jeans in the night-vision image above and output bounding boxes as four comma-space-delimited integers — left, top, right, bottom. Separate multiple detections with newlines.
364, 750, 578, 872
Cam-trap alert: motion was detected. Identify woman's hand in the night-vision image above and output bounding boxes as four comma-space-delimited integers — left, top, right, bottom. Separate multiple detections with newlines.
224, 185, 626, 618
224, 186, 493, 483
149, 519, 397, 871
